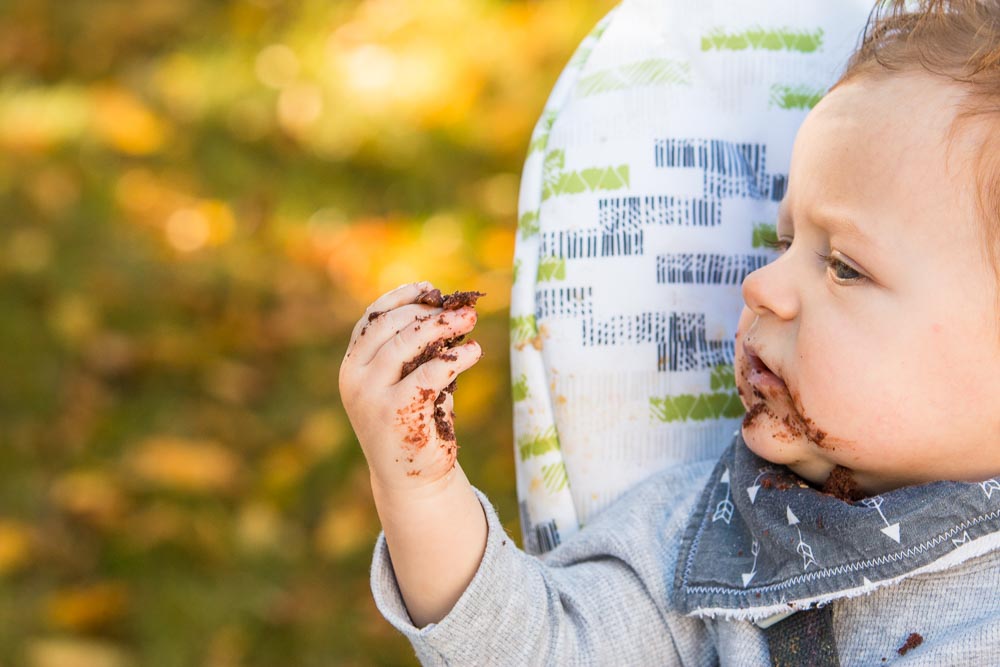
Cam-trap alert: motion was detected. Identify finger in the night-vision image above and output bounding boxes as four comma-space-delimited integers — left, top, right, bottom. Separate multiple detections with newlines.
347, 281, 435, 351
395, 339, 482, 396
371, 307, 478, 385
350, 302, 443, 367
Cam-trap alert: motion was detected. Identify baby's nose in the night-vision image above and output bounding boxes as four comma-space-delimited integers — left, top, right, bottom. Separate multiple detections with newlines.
741, 258, 799, 321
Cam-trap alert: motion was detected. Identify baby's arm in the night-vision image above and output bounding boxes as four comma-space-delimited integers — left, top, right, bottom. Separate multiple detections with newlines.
339, 282, 487, 627
370, 460, 715, 665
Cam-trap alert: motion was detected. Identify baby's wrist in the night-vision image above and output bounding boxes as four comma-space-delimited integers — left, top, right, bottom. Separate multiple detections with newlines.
369, 460, 466, 511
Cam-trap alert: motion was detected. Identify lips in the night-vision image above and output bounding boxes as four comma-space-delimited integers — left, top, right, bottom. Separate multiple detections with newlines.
743, 341, 787, 392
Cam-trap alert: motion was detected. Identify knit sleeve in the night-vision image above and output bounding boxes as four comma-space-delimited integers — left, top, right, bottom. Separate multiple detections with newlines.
370, 464, 716, 666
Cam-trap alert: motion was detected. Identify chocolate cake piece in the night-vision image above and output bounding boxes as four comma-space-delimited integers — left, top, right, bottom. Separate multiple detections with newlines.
416, 289, 485, 310
822, 465, 865, 502
442, 290, 484, 309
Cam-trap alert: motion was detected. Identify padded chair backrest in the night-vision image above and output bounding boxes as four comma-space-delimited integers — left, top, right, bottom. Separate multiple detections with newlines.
511, 0, 874, 555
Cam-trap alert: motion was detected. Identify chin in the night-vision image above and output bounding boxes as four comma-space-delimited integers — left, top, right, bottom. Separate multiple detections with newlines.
740, 409, 792, 463
740, 412, 832, 485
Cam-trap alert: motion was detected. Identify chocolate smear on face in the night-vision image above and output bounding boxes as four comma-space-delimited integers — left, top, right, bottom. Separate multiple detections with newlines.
742, 403, 768, 428
822, 465, 865, 502
786, 389, 832, 449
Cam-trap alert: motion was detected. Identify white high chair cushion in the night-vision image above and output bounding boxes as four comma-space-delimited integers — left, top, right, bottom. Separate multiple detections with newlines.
510, 0, 873, 554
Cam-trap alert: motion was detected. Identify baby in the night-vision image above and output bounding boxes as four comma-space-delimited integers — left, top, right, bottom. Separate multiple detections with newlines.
339, 1, 1000, 664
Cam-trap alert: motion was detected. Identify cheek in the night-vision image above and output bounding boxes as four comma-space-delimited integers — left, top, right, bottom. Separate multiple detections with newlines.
792, 325, 889, 440
794, 322, 921, 450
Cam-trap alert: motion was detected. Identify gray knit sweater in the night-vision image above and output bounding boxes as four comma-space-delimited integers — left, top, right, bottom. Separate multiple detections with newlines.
371, 461, 1000, 665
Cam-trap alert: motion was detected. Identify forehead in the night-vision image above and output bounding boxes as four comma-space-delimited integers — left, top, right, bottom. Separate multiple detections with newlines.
779, 74, 979, 238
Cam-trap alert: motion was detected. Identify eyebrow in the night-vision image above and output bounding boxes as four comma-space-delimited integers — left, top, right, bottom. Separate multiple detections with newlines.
777, 204, 871, 243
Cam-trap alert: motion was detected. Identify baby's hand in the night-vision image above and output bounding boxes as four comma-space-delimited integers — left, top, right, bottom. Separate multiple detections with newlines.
339, 282, 484, 494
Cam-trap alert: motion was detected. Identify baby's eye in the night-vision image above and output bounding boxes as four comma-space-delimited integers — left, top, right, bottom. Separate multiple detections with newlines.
819, 253, 865, 284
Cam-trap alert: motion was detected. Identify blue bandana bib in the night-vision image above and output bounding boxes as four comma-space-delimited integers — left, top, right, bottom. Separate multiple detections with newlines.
673, 434, 1000, 621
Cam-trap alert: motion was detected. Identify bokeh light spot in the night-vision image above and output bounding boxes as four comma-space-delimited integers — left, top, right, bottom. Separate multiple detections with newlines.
165, 208, 210, 252
8, 228, 53, 274
90, 86, 169, 156
48, 295, 98, 343
420, 214, 463, 257
277, 83, 323, 133
344, 44, 397, 96
478, 173, 519, 218
25, 638, 133, 667
255, 43, 300, 90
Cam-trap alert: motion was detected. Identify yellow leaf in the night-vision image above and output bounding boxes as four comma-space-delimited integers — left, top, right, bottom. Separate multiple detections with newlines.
314, 504, 373, 560
90, 85, 169, 155
127, 503, 185, 548
49, 470, 125, 527
297, 409, 346, 460
128, 437, 241, 494
48, 295, 98, 343
45, 582, 130, 632
7, 227, 53, 274
0, 520, 31, 575
261, 444, 306, 495
26, 638, 133, 667
236, 502, 282, 554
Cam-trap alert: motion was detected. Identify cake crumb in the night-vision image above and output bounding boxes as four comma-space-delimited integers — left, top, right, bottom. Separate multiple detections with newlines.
897, 632, 923, 656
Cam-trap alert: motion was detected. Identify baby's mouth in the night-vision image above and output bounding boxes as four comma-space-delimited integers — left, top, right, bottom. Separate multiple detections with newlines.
740, 342, 831, 450
743, 342, 787, 395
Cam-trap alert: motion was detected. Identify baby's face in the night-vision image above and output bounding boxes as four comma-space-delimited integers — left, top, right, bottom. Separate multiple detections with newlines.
735, 74, 1000, 494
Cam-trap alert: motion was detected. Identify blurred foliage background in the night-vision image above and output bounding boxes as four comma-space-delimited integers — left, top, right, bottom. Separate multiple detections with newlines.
0, 0, 615, 665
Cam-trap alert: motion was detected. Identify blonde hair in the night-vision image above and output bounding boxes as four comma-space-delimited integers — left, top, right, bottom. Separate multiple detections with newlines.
833, 0, 1000, 284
